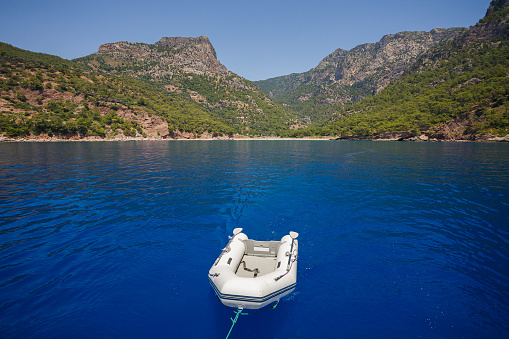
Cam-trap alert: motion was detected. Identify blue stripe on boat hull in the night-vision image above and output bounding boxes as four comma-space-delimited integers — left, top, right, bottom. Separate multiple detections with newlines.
208, 277, 296, 303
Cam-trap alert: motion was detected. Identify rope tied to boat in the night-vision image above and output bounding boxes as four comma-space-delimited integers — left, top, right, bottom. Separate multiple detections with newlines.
226, 308, 243, 339
222, 301, 279, 338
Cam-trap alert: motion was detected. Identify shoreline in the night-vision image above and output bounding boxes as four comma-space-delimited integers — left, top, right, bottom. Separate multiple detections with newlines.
2, 130, 509, 143
0, 135, 333, 142
1, 135, 508, 143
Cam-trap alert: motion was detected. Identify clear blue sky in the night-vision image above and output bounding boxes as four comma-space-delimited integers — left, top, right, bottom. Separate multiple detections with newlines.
0, 0, 491, 81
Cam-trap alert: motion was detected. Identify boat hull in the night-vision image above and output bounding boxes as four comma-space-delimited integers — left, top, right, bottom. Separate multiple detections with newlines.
209, 277, 296, 309
208, 232, 298, 310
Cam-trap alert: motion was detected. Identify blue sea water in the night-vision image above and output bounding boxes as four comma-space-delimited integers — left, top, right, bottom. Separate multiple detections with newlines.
0, 140, 508, 338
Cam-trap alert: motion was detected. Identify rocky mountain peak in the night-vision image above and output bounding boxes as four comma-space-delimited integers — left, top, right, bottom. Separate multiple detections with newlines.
156, 36, 215, 55
74, 36, 291, 135
256, 27, 467, 117
155, 35, 228, 76
486, 0, 509, 17
312, 28, 466, 88
92, 35, 229, 77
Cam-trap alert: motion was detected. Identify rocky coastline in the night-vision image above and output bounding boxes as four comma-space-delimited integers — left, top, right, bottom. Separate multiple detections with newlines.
334, 133, 509, 142
2, 133, 508, 143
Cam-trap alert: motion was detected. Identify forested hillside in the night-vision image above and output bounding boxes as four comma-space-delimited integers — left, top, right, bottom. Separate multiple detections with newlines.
323, 41, 509, 139
256, 28, 466, 123
74, 37, 295, 136
0, 42, 235, 139
268, 0, 508, 141
318, 1, 509, 140
1, 0, 508, 141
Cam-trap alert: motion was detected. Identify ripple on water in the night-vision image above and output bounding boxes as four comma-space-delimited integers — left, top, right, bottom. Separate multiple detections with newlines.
0, 141, 508, 338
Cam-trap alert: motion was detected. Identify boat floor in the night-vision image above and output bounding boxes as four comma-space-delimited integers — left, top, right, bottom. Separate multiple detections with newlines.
235, 254, 277, 278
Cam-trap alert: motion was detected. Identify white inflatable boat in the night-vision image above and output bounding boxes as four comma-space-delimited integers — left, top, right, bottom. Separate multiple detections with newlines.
208, 228, 298, 310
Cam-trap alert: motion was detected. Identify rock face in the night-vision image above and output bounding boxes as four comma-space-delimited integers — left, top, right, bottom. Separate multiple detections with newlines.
93, 35, 230, 78
310, 29, 464, 92
156, 36, 229, 76
256, 28, 466, 121
329, 0, 509, 142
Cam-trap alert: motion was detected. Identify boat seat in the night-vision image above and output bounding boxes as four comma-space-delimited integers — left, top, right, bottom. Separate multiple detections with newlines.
242, 239, 280, 257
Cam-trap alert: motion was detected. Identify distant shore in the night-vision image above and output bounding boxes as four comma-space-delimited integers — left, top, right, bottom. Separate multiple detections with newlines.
1, 134, 508, 143
0, 135, 332, 142
2, 136, 508, 143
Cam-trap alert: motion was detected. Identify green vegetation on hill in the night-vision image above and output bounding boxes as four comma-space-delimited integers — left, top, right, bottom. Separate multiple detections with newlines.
256, 29, 468, 125
2, 0, 508, 141
0, 42, 77, 71
74, 43, 294, 136
279, 3, 509, 139
166, 73, 294, 135
320, 40, 509, 137
0, 42, 234, 139
259, 81, 372, 124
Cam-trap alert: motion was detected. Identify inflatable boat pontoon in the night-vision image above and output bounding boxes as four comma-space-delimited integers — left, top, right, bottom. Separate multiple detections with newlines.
208, 228, 298, 310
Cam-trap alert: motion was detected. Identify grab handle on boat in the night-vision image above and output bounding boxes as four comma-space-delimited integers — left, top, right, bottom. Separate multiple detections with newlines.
214, 228, 243, 266
287, 231, 298, 270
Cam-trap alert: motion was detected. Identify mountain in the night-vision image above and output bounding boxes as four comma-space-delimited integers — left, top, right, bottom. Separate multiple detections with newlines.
75, 36, 294, 136
77, 36, 229, 78
0, 42, 234, 140
2, 1, 508, 141
255, 28, 466, 123
0, 36, 294, 140
321, 0, 509, 141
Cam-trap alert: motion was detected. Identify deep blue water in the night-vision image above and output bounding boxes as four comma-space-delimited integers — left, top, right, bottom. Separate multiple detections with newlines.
0, 140, 508, 338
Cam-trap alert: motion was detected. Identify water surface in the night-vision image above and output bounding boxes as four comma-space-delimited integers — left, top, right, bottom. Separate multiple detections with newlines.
1, 140, 508, 338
